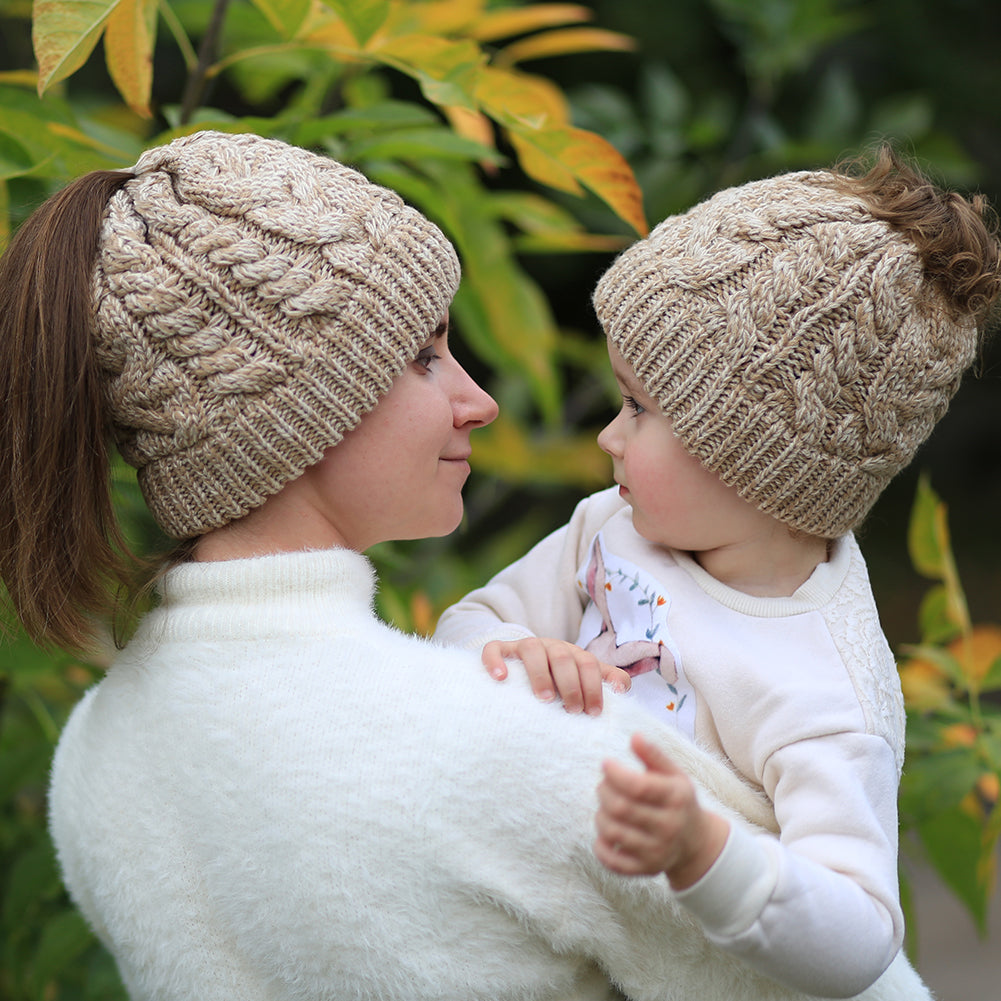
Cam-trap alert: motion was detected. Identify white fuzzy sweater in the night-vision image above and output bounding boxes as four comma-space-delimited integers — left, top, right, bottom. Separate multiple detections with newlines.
49, 548, 932, 1001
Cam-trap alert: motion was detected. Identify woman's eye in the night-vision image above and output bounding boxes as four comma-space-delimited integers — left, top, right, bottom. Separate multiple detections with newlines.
623, 395, 645, 416
415, 347, 440, 371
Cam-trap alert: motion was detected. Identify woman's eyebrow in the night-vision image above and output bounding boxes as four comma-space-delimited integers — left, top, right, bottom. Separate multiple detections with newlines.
433, 317, 449, 338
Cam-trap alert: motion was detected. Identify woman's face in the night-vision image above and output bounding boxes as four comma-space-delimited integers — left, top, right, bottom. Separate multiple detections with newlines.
298, 318, 498, 551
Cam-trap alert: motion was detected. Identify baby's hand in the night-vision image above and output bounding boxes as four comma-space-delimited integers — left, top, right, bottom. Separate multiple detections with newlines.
594, 733, 730, 889
483, 637, 630, 715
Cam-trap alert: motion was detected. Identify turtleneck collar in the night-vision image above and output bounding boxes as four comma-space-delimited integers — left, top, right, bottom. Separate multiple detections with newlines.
134, 547, 380, 644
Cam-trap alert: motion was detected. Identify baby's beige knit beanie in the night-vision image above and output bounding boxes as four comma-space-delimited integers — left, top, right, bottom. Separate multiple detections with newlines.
93, 130, 459, 539
593, 170, 979, 538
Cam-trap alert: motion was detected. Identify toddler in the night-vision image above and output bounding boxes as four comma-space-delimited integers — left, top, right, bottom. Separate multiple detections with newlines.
435, 146, 1001, 994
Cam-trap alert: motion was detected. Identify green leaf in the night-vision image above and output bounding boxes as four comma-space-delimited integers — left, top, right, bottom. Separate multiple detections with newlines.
899, 747, 982, 822
321, 0, 390, 47
488, 191, 582, 235
33, 0, 118, 94
2, 841, 61, 930
0, 740, 46, 804
0, 89, 136, 178
30, 909, 95, 993
906, 475, 970, 635
980, 654, 1001, 694
366, 161, 563, 424
373, 35, 484, 111
908, 474, 948, 579
250, 0, 312, 40
347, 127, 504, 165
294, 102, 440, 144
0, 130, 35, 180
917, 585, 963, 646
916, 806, 993, 935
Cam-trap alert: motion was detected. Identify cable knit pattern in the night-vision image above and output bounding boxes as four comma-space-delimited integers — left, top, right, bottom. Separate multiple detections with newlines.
593, 170, 978, 538
92, 131, 459, 538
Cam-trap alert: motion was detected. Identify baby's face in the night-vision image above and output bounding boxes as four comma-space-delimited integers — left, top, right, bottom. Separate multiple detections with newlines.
597, 340, 786, 577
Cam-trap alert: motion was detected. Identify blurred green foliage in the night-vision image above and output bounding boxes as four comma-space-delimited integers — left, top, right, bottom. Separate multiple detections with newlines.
898, 479, 1001, 940
1, 0, 999, 995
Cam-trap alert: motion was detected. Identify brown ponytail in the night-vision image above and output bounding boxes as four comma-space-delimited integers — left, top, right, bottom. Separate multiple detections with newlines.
0, 170, 136, 651
831, 144, 1001, 326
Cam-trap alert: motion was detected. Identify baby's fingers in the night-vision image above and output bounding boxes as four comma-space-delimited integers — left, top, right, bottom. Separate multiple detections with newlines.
600, 756, 680, 807
593, 802, 669, 875
513, 638, 561, 702
482, 639, 557, 702
482, 641, 511, 681
547, 643, 592, 713
553, 646, 626, 715
599, 661, 631, 694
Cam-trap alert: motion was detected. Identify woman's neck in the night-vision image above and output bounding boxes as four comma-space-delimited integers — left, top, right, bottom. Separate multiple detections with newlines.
193, 482, 353, 562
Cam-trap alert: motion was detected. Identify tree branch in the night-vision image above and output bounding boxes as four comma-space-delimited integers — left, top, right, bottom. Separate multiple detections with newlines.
178, 0, 232, 125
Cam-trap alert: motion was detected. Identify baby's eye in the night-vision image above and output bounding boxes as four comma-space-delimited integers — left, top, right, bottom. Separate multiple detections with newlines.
623, 395, 645, 416
415, 346, 441, 371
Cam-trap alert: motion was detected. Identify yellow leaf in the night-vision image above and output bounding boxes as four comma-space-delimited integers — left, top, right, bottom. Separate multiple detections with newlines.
33, 0, 118, 95
475, 66, 569, 130
104, 0, 157, 117
510, 125, 648, 236
960, 775, 1000, 823
384, 0, 483, 36
953, 625, 1001, 686
320, 0, 390, 46
977, 772, 1000, 809
509, 129, 580, 194
940, 723, 978, 749
898, 624, 1001, 710
494, 27, 635, 69
371, 34, 484, 110
441, 104, 495, 155
409, 590, 435, 637
516, 231, 632, 253
467, 4, 591, 42
298, 13, 357, 50
898, 657, 951, 712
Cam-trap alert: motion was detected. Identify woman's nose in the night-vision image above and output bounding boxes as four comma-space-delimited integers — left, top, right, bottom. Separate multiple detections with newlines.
453, 365, 498, 429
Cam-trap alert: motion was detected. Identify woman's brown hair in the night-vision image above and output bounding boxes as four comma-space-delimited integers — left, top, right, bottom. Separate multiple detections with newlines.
831, 144, 1001, 326
0, 170, 137, 651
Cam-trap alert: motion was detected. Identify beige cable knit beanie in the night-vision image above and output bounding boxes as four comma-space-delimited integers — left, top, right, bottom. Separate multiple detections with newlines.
593, 169, 980, 538
92, 131, 459, 539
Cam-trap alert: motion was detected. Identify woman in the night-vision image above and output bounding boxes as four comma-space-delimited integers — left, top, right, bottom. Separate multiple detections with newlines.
0, 132, 930, 1000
